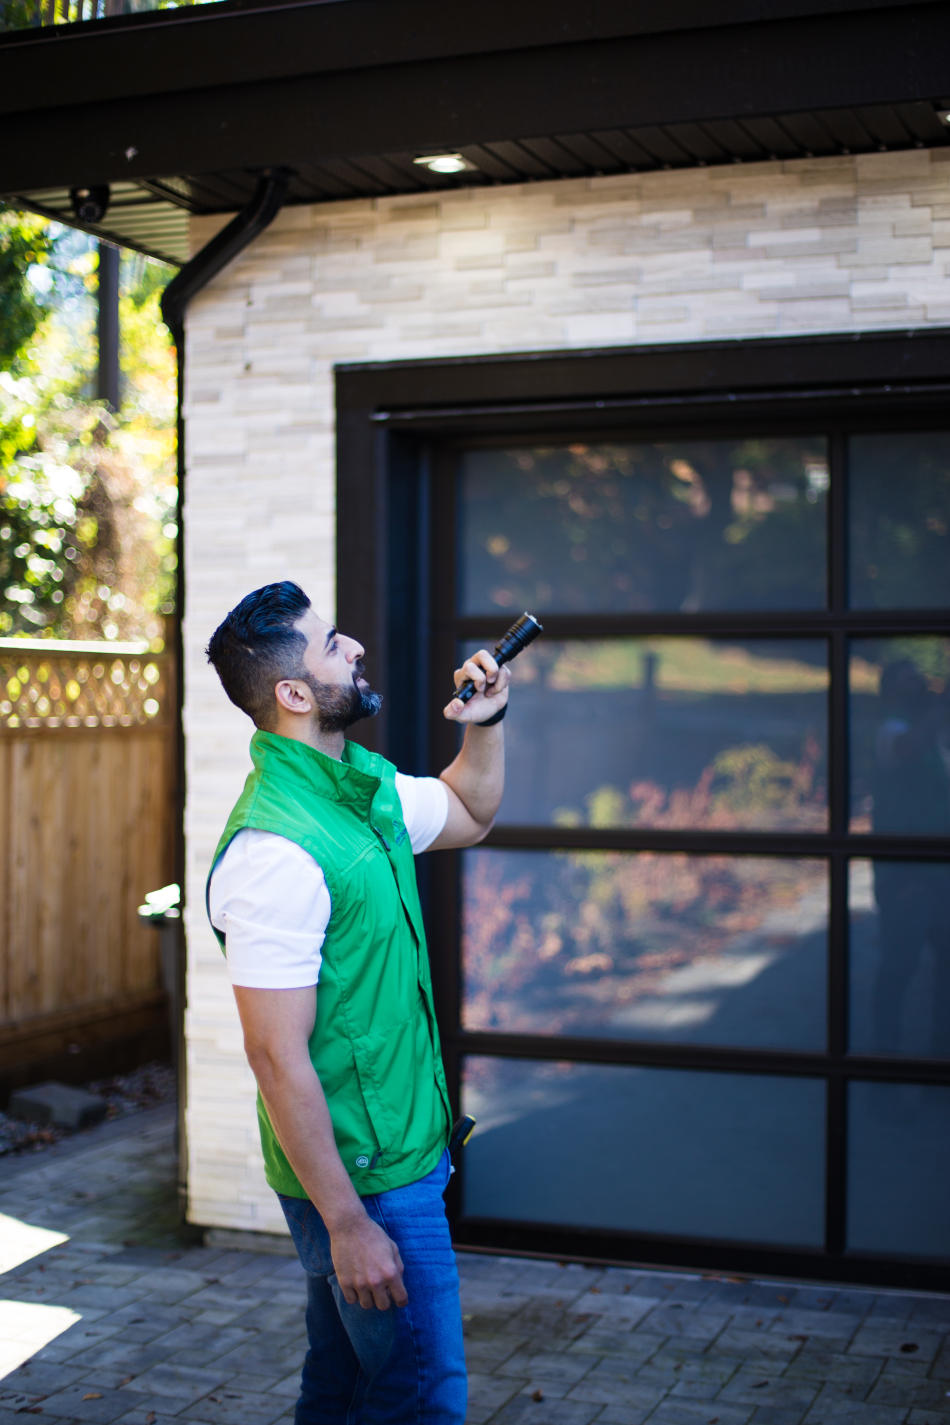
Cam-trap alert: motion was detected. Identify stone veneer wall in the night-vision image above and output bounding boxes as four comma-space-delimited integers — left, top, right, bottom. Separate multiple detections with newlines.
183, 150, 950, 1231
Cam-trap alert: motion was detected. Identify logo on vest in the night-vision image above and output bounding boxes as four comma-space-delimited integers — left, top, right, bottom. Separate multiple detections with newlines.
355, 1154, 370, 1169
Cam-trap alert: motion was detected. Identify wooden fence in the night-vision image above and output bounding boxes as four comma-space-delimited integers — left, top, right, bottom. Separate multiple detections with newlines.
0, 638, 177, 1091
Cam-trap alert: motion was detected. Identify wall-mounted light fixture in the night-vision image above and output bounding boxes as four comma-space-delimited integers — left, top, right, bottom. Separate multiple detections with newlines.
412, 153, 476, 175
935, 103, 950, 126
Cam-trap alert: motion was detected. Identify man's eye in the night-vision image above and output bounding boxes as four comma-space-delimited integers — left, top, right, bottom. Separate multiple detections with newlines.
329, 640, 338, 652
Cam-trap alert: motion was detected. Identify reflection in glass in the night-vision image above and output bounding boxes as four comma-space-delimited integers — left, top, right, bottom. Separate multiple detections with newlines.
462, 1057, 825, 1246
462, 849, 827, 1049
848, 1082, 950, 1258
459, 438, 828, 615
849, 637, 950, 834
485, 637, 827, 831
849, 432, 950, 610
849, 860, 950, 1059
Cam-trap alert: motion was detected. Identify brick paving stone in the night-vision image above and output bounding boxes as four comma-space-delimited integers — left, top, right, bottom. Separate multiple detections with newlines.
112, 1413, 194, 1425
717, 1368, 821, 1411
482, 1396, 601, 1424
120, 1363, 227, 1404
39, 1383, 133, 1422
183, 1386, 290, 1424
801, 1383, 908, 1424
667, 1357, 746, 1400
880, 1354, 933, 1379
644, 1399, 754, 1424
0, 1360, 86, 1398
639, 1307, 733, 1340
906, 1410, 950, 1424
494, 1349, 596, 1386
747, 1410, 813, 1425
570, 1291, 656, 1325
848, 1326, 944, 1362
714, 1329, 805, 1362
565, 1324, 646, 1356
565, 1371, 661, 1410
869, 1375, 950, 1409
466, 1370, 523, 1423
769, 1308, 864, 1340
589, 1406, 654, 1425
782, 1348, 883, 1388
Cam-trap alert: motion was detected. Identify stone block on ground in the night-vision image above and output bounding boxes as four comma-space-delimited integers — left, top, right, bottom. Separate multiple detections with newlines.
7, 1082, 107, 1130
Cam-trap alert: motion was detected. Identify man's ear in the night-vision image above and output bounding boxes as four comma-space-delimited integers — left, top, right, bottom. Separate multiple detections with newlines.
274, 678, 313, 716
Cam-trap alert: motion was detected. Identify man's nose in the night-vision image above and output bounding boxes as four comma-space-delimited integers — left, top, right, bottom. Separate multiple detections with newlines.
344, 635, 365, 661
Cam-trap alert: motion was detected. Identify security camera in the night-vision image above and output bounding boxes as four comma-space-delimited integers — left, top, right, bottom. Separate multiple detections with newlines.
69, 185, 110, 224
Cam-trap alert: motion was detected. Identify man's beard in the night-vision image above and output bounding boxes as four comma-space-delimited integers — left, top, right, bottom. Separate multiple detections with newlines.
301, 669, 382, 734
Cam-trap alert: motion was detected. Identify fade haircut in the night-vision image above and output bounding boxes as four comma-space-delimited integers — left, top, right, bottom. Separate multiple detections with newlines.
206, 581, 312, 729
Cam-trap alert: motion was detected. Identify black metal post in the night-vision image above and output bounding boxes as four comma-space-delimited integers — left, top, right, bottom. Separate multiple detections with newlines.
96, 240, 121, 411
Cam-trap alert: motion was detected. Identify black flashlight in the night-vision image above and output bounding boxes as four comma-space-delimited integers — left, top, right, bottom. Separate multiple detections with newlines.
452, 612, 543, 704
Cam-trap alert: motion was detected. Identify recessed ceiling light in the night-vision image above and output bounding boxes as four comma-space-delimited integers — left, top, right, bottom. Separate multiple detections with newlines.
412, 153, 475, 175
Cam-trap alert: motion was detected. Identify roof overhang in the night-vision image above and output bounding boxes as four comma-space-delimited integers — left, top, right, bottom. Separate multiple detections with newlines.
3, 0, 949, 264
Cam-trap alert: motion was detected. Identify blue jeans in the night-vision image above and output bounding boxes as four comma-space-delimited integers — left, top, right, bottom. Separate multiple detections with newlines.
278, 1151, 466, 1425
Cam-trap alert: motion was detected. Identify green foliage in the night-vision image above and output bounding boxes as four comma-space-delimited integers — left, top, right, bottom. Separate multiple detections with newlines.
0, 211, 177, 643
0, 209, 54, 368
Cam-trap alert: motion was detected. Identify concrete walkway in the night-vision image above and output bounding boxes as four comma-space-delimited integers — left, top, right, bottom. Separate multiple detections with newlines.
1, 1106, 949, 1425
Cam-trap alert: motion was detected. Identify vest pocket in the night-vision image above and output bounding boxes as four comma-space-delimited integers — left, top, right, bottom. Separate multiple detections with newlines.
351, 1018, 420, 1165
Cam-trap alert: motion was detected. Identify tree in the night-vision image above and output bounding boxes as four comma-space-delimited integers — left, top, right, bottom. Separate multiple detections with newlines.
0, 206, 177, 643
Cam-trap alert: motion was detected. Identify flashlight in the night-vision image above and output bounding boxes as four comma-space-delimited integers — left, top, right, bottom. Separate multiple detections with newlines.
453, 612, 543, 705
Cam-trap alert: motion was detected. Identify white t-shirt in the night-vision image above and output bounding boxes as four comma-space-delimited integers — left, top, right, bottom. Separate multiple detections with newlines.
209, 772, 449, 990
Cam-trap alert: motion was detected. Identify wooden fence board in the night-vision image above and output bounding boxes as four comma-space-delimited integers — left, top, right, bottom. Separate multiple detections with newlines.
0, 644, 177, 1075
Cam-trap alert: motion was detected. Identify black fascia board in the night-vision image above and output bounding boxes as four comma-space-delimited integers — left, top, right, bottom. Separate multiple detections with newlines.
0, 0, 939, 115
3, 2, 950, 194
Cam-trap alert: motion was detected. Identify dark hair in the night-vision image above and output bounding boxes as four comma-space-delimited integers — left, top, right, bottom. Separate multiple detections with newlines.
206, 581, 311, 728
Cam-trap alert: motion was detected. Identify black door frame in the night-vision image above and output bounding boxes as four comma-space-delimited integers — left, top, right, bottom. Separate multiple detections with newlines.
336, 329, 950, 1291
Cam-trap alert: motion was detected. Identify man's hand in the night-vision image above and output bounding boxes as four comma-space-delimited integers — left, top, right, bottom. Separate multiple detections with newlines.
330, 1211, 408, 1310
443, 649, 510, 723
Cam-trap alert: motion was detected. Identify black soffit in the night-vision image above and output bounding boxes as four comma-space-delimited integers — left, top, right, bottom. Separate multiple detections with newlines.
9, 100, 950, 268
4, 0, 950, 264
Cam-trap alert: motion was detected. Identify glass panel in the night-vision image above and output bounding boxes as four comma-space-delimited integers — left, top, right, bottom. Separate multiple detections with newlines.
849, 432, 950, 610
849, 860, 950, 1059
458, 437, 828, 615
484, 637, 828, 831
848, 1082, 950, 1259
462, 1057, 825, 1247
462, 850, 827, 1050
849, 637, 950, 834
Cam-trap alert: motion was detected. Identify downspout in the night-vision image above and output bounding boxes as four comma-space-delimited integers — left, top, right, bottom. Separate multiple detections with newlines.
160, 165, 293, 1223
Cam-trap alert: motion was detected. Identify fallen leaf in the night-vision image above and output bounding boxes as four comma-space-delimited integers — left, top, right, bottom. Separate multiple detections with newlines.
751, 1380, 769, 1389
900, 1342, 919, 1354
82, 1394, 103, 1401
531, 1389, 544, 1402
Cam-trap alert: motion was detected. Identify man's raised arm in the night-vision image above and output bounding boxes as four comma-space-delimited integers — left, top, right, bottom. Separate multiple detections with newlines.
430, 648, 509, 851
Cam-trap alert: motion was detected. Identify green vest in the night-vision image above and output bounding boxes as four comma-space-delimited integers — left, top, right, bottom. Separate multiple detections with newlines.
207, 730, 452, 1198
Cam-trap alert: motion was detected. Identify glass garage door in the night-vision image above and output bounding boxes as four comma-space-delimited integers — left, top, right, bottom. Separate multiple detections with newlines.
431, 429, 950, 1284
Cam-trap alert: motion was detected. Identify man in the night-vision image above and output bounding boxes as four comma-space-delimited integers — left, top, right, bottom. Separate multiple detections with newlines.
205, 580, 508, 1425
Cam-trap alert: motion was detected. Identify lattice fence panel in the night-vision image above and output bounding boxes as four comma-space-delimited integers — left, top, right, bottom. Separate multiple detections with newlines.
0, 642, 172, 730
